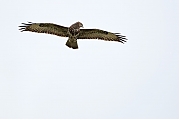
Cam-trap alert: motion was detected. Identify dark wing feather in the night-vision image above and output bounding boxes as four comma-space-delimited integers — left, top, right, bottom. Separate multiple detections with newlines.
19, 22, 68, 37
77, 29, 127, 43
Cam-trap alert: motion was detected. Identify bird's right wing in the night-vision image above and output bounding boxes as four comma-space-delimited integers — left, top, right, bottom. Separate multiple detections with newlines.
19, 22, 69, 37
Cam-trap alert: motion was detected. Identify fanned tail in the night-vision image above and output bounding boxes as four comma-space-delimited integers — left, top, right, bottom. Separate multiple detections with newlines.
66, 37, 78, 49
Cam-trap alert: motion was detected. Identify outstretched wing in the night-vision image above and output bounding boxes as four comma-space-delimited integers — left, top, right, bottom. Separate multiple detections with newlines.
77, 29, 127, 43
19, 22, 68, 37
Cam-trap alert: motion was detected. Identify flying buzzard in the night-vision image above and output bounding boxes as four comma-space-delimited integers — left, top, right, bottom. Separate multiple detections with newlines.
19, 22, 127, 49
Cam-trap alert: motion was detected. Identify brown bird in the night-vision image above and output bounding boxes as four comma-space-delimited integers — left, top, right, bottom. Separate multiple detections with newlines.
19, 21, 127, 49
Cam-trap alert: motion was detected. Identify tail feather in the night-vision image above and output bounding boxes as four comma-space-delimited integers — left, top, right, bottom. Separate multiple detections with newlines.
66, 38, 78, 49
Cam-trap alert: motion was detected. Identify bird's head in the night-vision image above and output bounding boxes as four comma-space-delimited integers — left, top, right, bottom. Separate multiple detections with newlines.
77, 21, 83, 28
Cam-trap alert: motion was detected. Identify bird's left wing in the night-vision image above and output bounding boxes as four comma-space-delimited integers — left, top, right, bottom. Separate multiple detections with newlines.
77, 29, 127, 43
19, 22, 68, 37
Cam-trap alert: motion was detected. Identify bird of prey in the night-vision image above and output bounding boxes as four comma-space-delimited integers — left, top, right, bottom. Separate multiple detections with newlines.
19, 21, 127, 49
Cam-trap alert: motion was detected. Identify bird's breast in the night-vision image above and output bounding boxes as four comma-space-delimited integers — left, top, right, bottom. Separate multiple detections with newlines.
68, 27, 80, 36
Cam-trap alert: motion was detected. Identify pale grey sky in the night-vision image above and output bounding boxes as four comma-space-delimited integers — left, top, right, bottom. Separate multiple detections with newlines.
0, 0, 178, 119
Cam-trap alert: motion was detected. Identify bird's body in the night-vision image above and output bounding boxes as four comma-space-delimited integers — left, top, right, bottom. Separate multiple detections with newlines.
19, 21, 127, 49
68, 22, 83, 37
66, 22, 83, 49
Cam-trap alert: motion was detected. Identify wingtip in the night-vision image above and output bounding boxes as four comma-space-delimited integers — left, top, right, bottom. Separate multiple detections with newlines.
19, 21, 33, 32
19, 25, 23, 27
19, 28, 25, 30
22, 23, 32, 26
115, 33, 128, 43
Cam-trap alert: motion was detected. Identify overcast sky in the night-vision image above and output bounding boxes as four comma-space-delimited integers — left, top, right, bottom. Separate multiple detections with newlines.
0, 0, 178, 119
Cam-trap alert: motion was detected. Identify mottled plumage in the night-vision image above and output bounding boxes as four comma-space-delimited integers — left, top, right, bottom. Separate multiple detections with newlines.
66, 22, 83, 49
19, 21, 127, 49
68, 22, 83, 36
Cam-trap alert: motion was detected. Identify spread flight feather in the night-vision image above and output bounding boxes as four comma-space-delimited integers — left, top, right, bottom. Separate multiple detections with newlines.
19, 22, 127, 49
